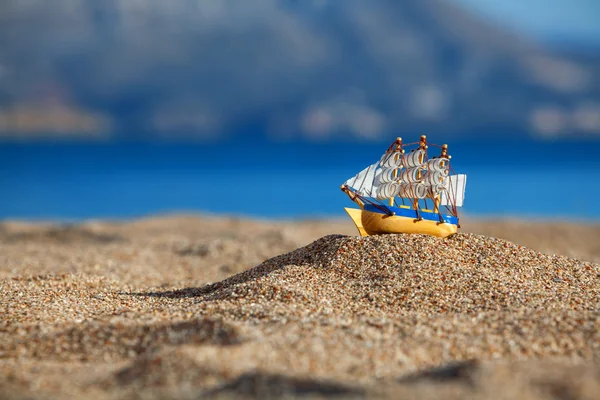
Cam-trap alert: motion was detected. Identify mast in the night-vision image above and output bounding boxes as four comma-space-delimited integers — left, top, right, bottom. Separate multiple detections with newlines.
413, 135, 427, 212
433, 144, 450, 215
388, 137, 403, 206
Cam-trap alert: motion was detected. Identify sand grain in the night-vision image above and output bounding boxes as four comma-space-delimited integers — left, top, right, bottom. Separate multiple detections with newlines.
1, 215, 599, 399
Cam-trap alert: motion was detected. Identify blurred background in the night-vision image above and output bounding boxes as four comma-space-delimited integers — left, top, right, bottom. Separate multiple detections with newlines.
0, 0, 599, 222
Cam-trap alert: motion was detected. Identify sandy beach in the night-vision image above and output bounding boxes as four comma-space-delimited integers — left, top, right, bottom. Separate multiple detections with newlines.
1, 214, 599, 399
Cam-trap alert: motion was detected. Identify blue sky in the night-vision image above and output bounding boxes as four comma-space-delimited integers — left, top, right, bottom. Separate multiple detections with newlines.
453, 0, 600, 44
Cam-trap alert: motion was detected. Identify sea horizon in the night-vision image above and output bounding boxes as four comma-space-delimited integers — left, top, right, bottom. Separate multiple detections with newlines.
1, 138, 599, 223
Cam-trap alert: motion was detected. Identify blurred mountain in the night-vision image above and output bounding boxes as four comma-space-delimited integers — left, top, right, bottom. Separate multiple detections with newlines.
0, 0, 599, 142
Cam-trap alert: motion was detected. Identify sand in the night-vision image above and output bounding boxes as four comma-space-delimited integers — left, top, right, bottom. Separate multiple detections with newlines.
1, 214, 599, 399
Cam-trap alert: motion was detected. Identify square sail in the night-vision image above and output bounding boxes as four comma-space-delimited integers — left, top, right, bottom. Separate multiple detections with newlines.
440, 174, 467, 207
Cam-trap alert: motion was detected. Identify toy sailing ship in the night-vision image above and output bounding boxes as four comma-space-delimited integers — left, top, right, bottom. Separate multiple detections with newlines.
341, 135, 466, 238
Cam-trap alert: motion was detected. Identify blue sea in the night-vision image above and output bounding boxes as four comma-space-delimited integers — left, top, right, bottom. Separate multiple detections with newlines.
1, 139, 599, 222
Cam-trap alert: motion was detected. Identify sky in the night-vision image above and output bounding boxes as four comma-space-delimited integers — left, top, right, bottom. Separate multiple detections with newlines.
453, 0, 600, 45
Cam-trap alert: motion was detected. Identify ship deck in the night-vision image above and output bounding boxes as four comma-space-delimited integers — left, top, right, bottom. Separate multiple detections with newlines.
363, 204, 459, 225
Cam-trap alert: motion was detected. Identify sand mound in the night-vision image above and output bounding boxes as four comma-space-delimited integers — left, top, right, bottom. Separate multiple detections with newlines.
130, 232, 599, 383
191, 233, 599, 316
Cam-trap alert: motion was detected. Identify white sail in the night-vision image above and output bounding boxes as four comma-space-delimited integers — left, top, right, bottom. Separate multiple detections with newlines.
380, 152, 402, 168
402, 149, 425, 168
373, 151, 403, 199
425, 158, 448, 174
399, 167, 422, 183
344, 162, 380, 197
378, 167, 398, 184
440, 174, 467, 207
398, 182, 428, 199
428, 184, 447, 197
424, 171, 447, 186
376, 182, 401, 200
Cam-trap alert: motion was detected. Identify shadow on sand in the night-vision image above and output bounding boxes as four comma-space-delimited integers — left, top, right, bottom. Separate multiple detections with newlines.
397, 359, 480, 387
201, 372, 366, 399
125, 234, 349, 300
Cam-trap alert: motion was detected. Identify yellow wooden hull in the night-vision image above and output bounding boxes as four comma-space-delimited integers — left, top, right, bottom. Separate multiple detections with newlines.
344, 207, 457, 238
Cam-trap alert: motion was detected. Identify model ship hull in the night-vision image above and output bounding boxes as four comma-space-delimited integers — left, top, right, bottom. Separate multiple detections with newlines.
344, 204, 458, 238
